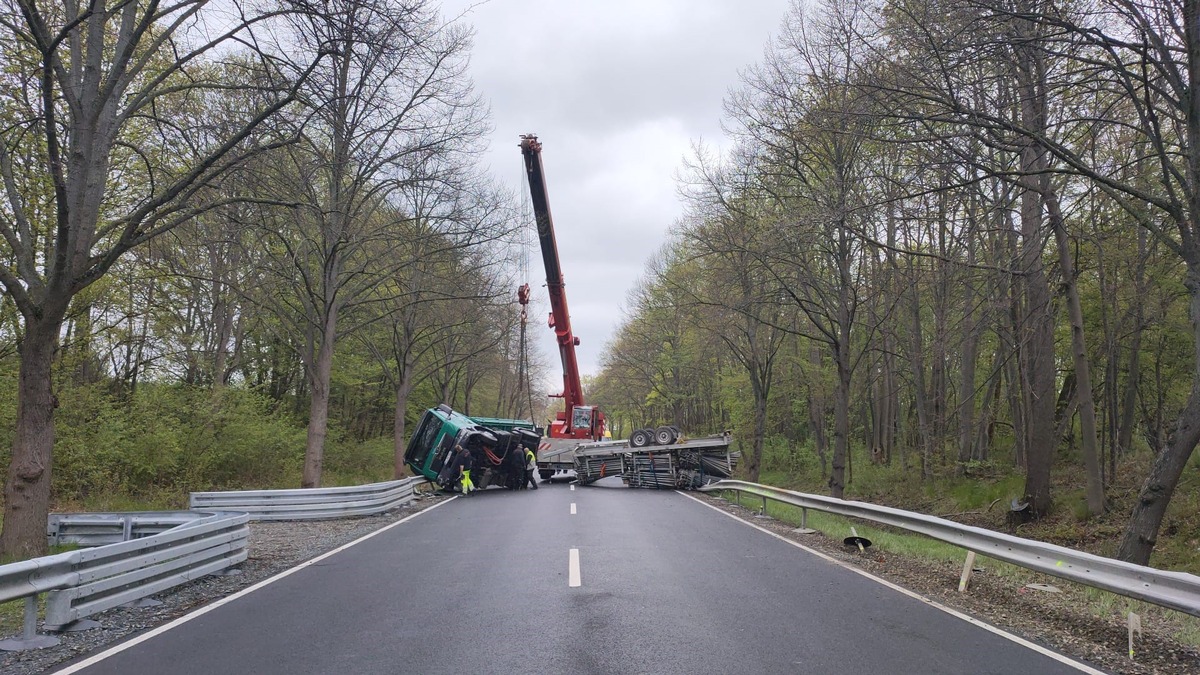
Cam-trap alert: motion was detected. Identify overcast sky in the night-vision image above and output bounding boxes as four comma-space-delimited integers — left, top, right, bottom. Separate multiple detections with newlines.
437, 0, 792, 391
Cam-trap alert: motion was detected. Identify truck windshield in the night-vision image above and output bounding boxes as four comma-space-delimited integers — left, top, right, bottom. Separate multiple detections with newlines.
404, 412, 442, 466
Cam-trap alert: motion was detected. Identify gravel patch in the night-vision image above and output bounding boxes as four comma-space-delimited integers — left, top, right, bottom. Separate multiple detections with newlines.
692, 492, 1200, 675
0, 493, 450, 675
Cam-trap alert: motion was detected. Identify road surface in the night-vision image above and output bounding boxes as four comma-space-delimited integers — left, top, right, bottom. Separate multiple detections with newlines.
56, 479, 1101, 674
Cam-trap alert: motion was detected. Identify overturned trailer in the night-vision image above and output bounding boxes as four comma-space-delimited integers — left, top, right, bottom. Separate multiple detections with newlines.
404, 404, 541, 491
570, 433, 738, 489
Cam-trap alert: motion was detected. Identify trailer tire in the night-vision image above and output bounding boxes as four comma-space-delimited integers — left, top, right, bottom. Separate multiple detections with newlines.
630, 428, 652, 447
655, 426, 678, 445
539, 469, 553, 481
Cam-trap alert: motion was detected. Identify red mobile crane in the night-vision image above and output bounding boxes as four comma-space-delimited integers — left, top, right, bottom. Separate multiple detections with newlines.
519, 134, 606, 441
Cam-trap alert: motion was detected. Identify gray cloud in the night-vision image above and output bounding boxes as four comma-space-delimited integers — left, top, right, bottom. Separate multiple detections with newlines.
439, 0, 790, 389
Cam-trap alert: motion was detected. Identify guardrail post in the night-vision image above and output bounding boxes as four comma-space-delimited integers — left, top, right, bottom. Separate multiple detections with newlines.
792, 507, 816, 535
0, 596, 59, 651
761, 495, 767, 516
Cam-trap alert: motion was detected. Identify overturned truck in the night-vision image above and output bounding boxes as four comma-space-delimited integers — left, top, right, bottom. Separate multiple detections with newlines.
404, 404, 541, 491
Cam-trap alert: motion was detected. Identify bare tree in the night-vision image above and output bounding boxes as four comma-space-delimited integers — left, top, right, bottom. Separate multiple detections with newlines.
677, 177, 788, 482
719, 0, 891, 496
875, 0, 1192, 558
0, 0, 318, 556
358, 184, 516, 478
257, 0, 485, 487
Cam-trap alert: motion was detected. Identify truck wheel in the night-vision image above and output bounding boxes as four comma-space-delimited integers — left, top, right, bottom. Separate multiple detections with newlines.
539, 470, 553, 481
630, 429, 651, 447
655, 426, 678, 445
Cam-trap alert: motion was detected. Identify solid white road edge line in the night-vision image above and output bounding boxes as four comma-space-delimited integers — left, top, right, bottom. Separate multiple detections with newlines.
570, 503, 577, 515
568, 548, 581, 587
51, 496, 459, 675
675, 491, 1106, 675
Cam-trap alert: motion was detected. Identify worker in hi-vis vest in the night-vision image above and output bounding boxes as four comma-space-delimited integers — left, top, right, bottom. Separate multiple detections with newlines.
524, 448, 539, 490
451, 445, 474, 497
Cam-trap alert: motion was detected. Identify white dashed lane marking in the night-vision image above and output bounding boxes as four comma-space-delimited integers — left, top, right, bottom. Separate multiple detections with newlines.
568, 548, 581, 587
570, 503, 577, 515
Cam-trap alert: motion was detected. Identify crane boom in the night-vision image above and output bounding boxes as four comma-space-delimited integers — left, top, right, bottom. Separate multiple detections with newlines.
519, 134, 604, 440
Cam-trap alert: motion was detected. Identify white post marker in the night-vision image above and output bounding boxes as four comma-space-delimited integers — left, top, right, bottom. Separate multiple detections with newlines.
570, 503, 577, 515
1128, 612, 1141, 660
568, 548, 582, 587
958, 551, 977, 593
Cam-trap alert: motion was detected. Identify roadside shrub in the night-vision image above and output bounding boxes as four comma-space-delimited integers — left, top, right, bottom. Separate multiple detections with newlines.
323, 435, 393, 486
174, 387, 304, 490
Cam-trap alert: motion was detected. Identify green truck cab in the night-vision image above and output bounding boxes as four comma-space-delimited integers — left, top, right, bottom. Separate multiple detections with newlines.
404, 404, 542, 491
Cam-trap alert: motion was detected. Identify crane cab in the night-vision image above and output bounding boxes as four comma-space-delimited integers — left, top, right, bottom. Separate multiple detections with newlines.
549, 405, 606, 441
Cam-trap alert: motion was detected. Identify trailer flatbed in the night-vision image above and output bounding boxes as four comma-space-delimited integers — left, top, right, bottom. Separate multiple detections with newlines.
536, 433, 738, 488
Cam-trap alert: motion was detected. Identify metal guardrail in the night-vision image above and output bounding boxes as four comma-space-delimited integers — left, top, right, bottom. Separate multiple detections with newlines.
0, 477, 425, 651
0, 510, 247, 650
43, 511, 248, 630
48, 511, 209, 547
188, 476, 425, 520
701, 480, 1200, 618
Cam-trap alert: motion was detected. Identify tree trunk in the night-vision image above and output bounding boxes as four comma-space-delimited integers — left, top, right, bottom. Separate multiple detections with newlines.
393, 375, 415, 479
746, 374, 767, 482
1018, 207, 1056, 516
0, 316, 63, 558
1016, 102, 1056, 516
829, 225, 854, 498
809, 344, 829, 477
908, 270, 933, 479
931, 255, 949, 462
957, 292, 981, 471
1118, 266, 1200, 564
302, 310, 339, 489
1117, 230, 1147, 457
830, 350, 850, 498
1046, 188, 1105, 515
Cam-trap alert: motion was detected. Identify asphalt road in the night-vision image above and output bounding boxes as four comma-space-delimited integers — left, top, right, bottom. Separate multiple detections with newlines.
57, 479, 1101, 674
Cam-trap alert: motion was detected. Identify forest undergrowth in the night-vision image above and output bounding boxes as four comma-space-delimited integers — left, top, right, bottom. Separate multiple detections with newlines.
756, 436, 1200, 576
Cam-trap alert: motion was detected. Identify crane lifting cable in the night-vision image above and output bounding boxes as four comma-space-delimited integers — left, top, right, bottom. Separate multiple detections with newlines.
515, 161, 537, 424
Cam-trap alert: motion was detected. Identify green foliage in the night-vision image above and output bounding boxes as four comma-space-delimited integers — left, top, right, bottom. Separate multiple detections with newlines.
322, 435, 394, 486
945, 472, 1024, 511
0, 372, 317, 505
174, 387, 307, 490
760, 435, 823, 476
